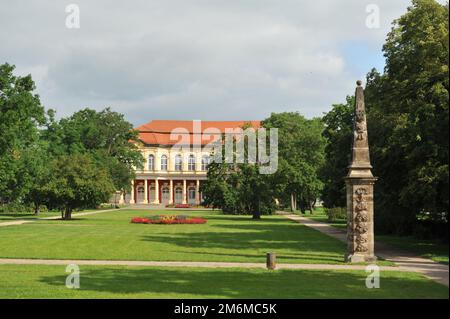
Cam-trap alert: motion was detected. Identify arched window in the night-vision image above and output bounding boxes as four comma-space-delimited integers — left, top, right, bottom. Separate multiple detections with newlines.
160, 155, 168, 171
148, 154, 154, 170
201, 155, 210, 171
175, 154, 183, 171
188, 154, 196, 171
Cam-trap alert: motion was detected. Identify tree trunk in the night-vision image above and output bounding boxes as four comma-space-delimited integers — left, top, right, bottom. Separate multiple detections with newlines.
34, 204, 40, 215
63, 207, 72, 220
252, 211, 261, 220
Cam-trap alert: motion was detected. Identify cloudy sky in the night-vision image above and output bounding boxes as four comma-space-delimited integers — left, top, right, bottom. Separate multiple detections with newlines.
0, 0, 432, 126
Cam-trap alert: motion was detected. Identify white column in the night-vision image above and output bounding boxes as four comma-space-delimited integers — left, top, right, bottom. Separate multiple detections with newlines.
154, 179, 159, 204
118, 192, 124, 204
129, 180, 135, 204
182, 179, 187, 204
195, 180, 200, 205
143, 179, 148, 204
169, 179, 173, 204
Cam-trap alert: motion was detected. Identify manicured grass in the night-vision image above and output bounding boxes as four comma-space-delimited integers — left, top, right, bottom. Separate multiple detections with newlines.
0, 210, 348, 264
308, 208, 449, 264
0, 264, 446, 299
377, 235, 449, 265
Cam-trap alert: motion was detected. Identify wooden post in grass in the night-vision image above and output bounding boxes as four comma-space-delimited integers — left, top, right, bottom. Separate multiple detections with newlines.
266, 252, 276, 270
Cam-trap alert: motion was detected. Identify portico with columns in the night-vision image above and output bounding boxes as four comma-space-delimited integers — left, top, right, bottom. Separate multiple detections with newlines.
127, 177, 206, 206
121, 120, 260, 206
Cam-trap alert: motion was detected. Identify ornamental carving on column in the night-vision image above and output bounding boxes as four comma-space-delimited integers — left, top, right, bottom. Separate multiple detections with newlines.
353, 187, 369, 253
355, 109, 366, 140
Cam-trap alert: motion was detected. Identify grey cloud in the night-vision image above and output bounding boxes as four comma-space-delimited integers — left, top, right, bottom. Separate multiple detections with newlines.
0, 0, 420, 125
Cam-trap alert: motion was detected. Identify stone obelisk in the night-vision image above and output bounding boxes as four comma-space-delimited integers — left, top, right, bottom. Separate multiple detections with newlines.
345, 80, 377, 263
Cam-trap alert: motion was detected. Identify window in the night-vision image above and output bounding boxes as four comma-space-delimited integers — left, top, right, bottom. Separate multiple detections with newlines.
175, 154, 183, 171
160, 155, 168, 171
201, 155, 210, 171
148, 154, 154, 170
188, 154, 196, 171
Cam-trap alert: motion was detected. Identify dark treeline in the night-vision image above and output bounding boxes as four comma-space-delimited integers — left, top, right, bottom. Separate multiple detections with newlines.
321, 0, 448, 239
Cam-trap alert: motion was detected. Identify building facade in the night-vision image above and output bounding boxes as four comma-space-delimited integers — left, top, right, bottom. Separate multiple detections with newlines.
123, 120, 260, 206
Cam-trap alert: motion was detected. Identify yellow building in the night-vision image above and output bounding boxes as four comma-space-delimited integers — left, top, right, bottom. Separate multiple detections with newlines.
124, 120, 260, 206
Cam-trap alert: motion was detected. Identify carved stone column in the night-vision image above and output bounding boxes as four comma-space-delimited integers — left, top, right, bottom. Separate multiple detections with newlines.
345, 81, 377, 263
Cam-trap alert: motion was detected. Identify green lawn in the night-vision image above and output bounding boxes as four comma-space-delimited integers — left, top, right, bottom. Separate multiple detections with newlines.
0, 209, 349, 264
377, 235, 449, 265
0, 264, 447, 299
308, 208, 449, 264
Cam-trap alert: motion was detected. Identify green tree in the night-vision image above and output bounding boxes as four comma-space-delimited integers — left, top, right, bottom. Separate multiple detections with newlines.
43, 153, 115, 220
321, 0, 448, 236
201, 130, 276, 219
52, 108, 144, 193
18, 140, 54, 214
365, 0, 449, 235
319, 96, 354, 208
0, 63, 46, 204
263, 113, 325, 213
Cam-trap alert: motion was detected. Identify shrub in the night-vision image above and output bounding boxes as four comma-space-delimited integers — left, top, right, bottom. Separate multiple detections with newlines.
325, 207, 347, 222
0, 203, 33, 213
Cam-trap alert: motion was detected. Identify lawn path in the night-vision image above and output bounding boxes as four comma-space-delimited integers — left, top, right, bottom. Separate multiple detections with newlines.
0, 257, 401, 271
0, 208, 121, 227
281, 213, 449, 287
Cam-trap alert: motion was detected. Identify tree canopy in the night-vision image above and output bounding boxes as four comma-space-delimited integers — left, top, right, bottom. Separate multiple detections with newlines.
0, 63, 143, 218
321, 0, 449, 237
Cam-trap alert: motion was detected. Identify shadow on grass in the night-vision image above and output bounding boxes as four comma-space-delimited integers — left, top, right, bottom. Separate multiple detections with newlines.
38, 267, 448, 299
140, 222, 347, 264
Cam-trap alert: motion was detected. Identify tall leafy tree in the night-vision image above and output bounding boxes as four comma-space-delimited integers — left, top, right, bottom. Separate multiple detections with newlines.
319, 96, 354, 208
53, 108, 144, 193
365, 0, 449, 235
201, 129, 276, 219
263, 112, 325, 213
0, 63, 46, 204
321, 0, 448, 236
43, 153, 115, 220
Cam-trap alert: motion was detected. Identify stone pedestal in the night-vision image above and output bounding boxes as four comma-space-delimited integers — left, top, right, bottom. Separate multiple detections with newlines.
345, 178, 377, 263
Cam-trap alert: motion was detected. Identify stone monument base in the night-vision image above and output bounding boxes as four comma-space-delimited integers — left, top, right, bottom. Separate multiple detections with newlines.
345, 253, 377, 263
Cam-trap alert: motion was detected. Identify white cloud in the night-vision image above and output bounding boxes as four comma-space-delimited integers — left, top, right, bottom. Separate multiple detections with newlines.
0, 0, 420, 125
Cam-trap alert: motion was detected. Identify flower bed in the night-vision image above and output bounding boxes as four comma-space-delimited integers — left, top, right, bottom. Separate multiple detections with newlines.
174, 204, 190, 208
131, 215, 207, 225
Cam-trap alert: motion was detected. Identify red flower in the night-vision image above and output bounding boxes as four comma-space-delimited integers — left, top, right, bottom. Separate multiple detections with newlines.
131, 216, 207, 224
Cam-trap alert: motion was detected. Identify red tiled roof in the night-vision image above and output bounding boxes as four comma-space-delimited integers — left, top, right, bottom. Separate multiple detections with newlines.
136, 120, 261, 146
